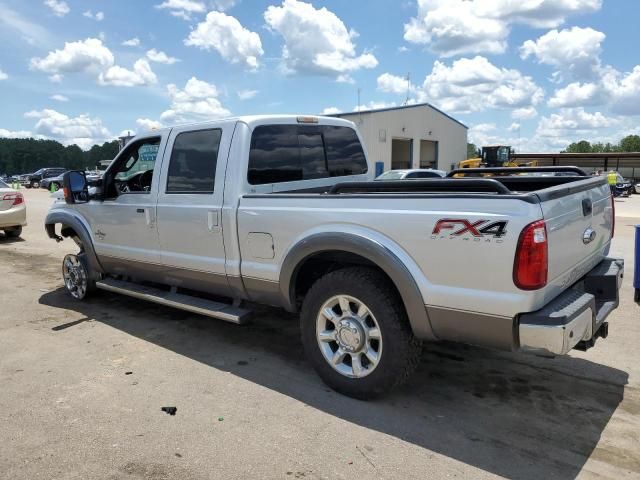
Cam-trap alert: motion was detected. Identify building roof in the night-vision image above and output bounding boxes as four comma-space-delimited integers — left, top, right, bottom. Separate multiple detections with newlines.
332, 102, 468, 129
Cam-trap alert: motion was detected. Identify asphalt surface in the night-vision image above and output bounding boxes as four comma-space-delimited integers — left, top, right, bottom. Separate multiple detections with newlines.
1, 189, 639, 480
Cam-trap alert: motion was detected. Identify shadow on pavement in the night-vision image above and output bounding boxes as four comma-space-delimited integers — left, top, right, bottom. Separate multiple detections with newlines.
40, 287, 628, 480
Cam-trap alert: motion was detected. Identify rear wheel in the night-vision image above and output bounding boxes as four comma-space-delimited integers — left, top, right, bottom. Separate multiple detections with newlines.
300, 267, 422, 399
4, 226, 22, 238
31, 181, 39, 188
62, 254, 95, 300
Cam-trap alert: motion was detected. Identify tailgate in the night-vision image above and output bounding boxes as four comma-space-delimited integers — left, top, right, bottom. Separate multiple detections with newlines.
538, 178, 613, 293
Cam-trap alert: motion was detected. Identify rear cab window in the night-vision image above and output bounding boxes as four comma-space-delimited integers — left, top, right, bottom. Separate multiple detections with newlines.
166, 129, 222, 194
248, 125, 367, 186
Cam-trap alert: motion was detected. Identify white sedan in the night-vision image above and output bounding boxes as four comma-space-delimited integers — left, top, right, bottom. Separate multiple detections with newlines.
0, 179, 26, 238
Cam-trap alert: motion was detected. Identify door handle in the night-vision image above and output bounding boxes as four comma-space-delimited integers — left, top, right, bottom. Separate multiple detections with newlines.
207, 210, 219, 231
136, 208, 145, 213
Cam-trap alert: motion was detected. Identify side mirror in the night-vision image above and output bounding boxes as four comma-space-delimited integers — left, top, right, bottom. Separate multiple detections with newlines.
62, 171, 89, 204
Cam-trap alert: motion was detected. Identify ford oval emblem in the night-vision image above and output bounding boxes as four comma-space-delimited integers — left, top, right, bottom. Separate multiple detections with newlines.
583, 228, 596, 245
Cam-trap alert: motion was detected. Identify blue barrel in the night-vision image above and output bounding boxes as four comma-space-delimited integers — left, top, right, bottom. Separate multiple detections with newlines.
635, 225, 640, 302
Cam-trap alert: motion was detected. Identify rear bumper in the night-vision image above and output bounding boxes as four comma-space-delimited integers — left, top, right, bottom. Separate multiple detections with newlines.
0, 204, 27, 228
518, 257, 624, 355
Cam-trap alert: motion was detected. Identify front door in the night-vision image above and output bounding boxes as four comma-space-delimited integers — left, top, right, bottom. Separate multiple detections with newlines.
82, 134, 166, 272
155, 124, 232, 296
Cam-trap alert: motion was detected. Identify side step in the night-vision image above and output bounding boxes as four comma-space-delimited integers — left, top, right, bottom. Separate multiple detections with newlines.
96, 277, 251, 324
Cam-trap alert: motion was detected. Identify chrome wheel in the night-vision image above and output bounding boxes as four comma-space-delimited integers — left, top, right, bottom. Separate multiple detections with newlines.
62, 254, 88, 299
316, 295, 382, 378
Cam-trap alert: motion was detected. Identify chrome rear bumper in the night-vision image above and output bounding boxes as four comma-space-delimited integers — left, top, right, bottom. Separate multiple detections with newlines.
518, 257, 623, 355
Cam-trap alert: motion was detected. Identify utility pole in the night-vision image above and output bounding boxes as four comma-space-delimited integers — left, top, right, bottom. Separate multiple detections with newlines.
404, 72, 411, 105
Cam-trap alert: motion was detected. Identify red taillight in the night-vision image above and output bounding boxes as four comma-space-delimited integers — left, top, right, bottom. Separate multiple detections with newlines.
514, 219, 548, 290
2, 192, 23, 205
610, 194, 615, 238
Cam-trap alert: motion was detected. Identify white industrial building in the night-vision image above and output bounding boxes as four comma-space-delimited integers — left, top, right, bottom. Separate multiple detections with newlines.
334, 103, 468, 175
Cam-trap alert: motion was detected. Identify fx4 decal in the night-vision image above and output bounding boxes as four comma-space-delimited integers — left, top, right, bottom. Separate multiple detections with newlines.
431, 219, 508, 242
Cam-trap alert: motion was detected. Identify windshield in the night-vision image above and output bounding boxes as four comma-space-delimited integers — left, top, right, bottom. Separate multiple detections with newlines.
34, 168, 44, 175
376, 171, 406, 180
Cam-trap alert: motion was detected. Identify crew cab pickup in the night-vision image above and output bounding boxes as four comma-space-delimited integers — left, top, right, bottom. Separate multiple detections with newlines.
45, 115, 623, 398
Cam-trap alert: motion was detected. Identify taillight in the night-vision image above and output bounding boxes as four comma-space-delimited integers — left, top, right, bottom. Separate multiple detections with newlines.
2, 192, 23, 205
514, 219, 548, 290
610, 194, 615, 238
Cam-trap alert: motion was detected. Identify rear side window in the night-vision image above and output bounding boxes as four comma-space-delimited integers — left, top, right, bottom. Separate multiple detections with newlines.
248, 125, 367, 185
167, 129, 222, 193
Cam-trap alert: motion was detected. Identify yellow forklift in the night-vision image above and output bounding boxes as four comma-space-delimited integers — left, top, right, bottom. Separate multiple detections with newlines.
459, 145, 536, 169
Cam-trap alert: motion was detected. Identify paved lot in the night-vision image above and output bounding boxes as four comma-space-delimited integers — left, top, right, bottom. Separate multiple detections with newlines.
1, 189, 639, 480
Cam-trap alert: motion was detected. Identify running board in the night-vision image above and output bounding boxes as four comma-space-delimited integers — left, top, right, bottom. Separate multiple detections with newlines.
96, 278, 251, 324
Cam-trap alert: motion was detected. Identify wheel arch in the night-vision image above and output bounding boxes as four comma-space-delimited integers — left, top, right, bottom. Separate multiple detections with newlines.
45, 210, 104, 276
279, 232, 435, 340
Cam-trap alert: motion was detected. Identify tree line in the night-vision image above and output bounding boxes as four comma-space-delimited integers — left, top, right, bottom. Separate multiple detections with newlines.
0, 138, 119, 175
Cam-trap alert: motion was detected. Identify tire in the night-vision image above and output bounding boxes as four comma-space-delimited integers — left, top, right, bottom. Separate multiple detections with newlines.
4, 226, 22, 238
62, 253, 96, 300
31, 181, 39, 188
300, 267, 422, 399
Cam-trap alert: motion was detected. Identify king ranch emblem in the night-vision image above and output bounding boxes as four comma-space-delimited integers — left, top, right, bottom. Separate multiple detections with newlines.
431, 219, 508, 243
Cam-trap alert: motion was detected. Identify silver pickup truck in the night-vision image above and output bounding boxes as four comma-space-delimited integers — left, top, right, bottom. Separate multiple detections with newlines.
45, 115, 623, 398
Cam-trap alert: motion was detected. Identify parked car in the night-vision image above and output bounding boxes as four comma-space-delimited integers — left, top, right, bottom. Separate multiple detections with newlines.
0, 179, 26, 238
375, 168, 447, 180
40, 172, 66, 191
635, 182, 640, 194
22, 167, 66, 188
613, 174, 634, 197
45, 115, 622, 398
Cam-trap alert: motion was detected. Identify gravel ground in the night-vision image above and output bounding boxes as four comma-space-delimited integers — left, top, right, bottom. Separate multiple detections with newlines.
0, 188, 639, 480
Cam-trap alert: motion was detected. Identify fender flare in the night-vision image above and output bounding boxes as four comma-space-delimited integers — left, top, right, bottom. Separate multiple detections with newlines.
279, 232, 435, 340
45, 210, 104, 275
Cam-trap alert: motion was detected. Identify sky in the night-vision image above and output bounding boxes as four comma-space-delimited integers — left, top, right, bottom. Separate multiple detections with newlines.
0, 0, 638, 152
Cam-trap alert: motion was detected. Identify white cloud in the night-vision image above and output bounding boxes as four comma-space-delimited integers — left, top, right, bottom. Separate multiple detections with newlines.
607, 66, 640, 115
420, 56, 544, 114
146, 48, 179, 64
30, 38, 114, 75
353, 101, 396, 112
50, 94, 69, 102
237, 89, 258, 100
0, 69, 7, 81
264, 0, 378, 77
0, 128, 33, 139
0, 4, 56, 47
83, 10, 105, 21
404, 0, 601, 57
322, 107, 341, 115
548, 82, 604, 108
512, 107, 538, 120
536, 108, 617, 140
377, 73, 415, 95
98, 59, 157, 87
122, 37, 141, 47
24, 109, 112, 149
44, 0, 69, 17
211, 0, 237, 10
155, 0, 206, 20
185, 12, 263, 69
507, 122, 520, 132
520, 27, 605, 81
136, 118, 163, 131
160, 77, 231, 124
49, 74, 63, 83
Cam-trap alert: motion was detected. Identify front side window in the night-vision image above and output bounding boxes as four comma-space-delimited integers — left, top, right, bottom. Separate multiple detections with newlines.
166, 129, 222, 193
108, 137, 160, 196
248, 125, 367, 185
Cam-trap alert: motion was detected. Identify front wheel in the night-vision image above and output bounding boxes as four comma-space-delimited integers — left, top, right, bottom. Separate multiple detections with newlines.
300, 267, 422, 399
62, 254, 95, 300
31, 181, 39, 188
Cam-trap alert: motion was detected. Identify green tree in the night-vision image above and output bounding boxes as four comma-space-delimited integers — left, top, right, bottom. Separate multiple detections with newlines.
562, 140, 593, 153
619, 135, 640, 152
466, 143, 479, 158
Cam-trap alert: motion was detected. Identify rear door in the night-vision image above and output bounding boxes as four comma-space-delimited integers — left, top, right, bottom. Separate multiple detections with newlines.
155, 123, 233, 295
540, 178, 613, 288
